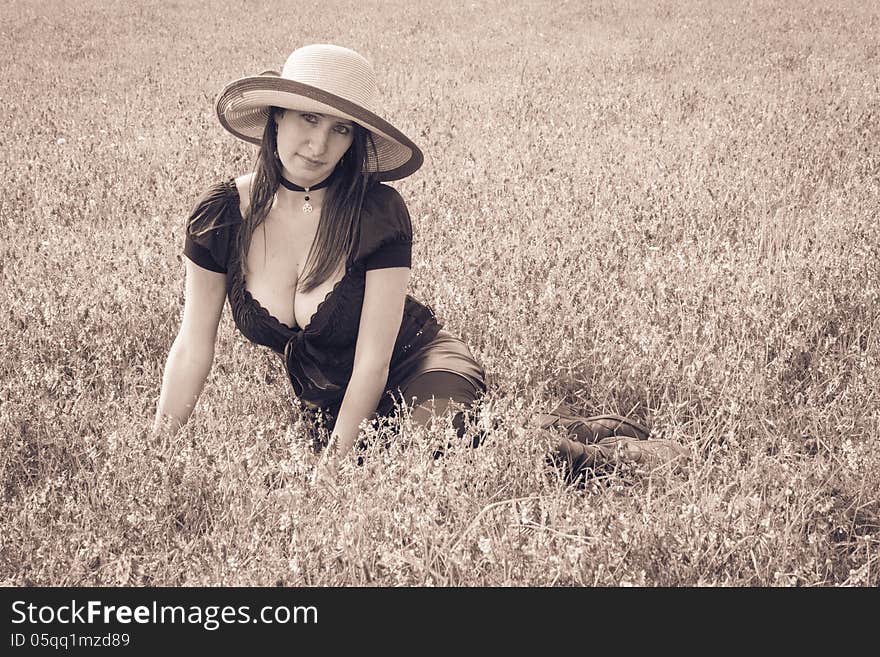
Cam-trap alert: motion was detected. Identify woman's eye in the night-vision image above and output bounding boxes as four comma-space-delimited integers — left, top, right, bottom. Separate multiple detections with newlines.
334, 124, 351, 135
300, 113, 318, 123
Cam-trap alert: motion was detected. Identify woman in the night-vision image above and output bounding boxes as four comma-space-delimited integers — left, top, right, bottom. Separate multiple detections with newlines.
154, 44, 687, 487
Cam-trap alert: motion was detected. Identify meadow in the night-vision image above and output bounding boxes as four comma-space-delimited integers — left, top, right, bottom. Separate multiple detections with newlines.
1, 0, 878, 586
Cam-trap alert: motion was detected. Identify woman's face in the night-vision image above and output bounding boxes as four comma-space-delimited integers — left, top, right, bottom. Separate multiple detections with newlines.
275, 109, 355, 186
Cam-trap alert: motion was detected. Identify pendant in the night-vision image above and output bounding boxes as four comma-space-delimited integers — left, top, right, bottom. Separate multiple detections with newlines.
302, 200, 313, 214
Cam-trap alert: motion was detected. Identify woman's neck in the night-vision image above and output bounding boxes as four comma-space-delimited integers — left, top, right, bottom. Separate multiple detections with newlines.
276, 171, 334, 214
279, 169, 335, 192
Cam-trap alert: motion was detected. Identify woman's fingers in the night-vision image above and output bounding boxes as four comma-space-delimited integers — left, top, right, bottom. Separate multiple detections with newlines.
310, 457, 340, 497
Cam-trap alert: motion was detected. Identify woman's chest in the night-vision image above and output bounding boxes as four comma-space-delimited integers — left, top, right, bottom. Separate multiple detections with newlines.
242, 218, 350, 332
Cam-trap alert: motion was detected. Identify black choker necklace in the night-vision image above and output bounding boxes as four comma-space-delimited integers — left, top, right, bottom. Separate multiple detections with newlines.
279, 173, 334, 214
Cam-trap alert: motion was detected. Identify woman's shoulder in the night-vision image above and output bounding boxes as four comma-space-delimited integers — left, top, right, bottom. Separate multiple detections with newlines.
363, 181, 406, 213
355, 182, 413, 270
361, 182, 411, 233
232, 173, 254, 217
187, 176, 248, 232
183, 176, 247, 274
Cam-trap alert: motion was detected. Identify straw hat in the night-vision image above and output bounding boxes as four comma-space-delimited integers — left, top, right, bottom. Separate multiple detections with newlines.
215, 44, 423, 181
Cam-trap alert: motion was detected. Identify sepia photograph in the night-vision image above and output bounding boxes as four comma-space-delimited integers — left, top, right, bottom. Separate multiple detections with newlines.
1, 0, 877, 602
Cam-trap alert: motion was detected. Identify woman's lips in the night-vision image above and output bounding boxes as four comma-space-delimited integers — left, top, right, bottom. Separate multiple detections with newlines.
297, 154, 324, 167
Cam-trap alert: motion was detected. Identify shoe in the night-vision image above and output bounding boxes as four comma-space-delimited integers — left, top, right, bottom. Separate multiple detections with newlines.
548, 434, 690, 483
533, 401, 651, 443
594, 435, 690, 469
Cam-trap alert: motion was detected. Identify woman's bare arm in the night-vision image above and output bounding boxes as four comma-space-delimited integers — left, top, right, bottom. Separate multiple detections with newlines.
321, 266, 410, 460
153, 259, 227, 434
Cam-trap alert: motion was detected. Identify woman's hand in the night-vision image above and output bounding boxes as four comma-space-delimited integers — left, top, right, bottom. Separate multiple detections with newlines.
310, 437, 342, 495
311, 454, 339, 489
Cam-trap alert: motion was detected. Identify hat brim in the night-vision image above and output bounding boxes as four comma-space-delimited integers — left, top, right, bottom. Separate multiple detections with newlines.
215, 74, 423, 181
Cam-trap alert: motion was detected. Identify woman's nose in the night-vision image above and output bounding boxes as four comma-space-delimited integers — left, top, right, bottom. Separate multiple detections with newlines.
309, 128, 330, 156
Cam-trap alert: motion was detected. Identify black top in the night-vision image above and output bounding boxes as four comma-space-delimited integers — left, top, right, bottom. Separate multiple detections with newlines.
183, 179, 442, 413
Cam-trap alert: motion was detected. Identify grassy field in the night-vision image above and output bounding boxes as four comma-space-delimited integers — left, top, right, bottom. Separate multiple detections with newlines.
1, 0, 878, 586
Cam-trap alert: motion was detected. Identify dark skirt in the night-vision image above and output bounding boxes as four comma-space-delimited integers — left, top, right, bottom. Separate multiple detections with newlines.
384, 329, 486, 404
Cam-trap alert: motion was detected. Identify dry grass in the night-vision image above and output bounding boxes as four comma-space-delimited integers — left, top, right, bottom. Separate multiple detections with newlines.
1, 0, 878, 586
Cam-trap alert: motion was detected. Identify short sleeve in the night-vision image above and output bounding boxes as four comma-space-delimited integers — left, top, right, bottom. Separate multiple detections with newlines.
356, 184, 413, 271
183, 181, 240, 274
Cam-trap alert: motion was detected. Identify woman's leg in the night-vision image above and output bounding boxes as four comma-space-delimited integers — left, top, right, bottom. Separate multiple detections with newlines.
398, 370, 485, 448
536, 404, 690, 482
534, 402, 651, 442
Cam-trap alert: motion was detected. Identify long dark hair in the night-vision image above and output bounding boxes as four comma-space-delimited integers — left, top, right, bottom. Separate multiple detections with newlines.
239, 107, 377, 293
